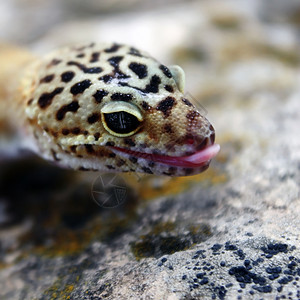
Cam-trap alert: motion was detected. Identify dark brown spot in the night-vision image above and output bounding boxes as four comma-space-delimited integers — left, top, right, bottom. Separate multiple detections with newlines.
79, 167, 91, 171
168, 167, 177, 174
70, 80, 92, 95
90, 52, 100, 63
115, 71, 130, 80
116, 159, 125, 167
67, 61, 102, 74
99, 75, 113, 83
56, 101, 80, 121
111, 93, 132, 102
156, 97, 176, 117
109, 152, 116, 158
142, 167, 153, 174
159, 65, 172, 78
107, 56, 130, 81
128, 47, 142, 57
182, 98, 193, 107
50, 131, 58, 138
186, 110, 200, 121
148, 161, 155, 168
76, 53, 85, 58
27, 98, 33, 106
183, 168, 194, 175
140, 101, 151, 111
70, 145, 77, 153
124, 138, 135, 147
87, 113, 100, 124
163, 123, 173, 133
62, 128, 69, 135
38, 87, 64, 109
165, 85, 174, 93
106, 165, 115, 170
163, 172, 172, 176
104, 44, 121, 53
48, 58, 61, 67
40, 74, 54, 83
74, 43, 95, 51
144, 75, 161, 93
94, 132, 101, 141
61, 71, 75, 82
71, 127, 81, 135
83, 130, 89, 135
129, 62, 148, 79
108, 56, 123, 67
105, 141, 115, 147
85, 144, 94, 154
129, 156, 138, 163
93, 89, 108, 103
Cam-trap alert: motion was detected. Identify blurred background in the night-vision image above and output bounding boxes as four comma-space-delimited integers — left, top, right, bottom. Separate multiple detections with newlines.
0, 1, 299, 299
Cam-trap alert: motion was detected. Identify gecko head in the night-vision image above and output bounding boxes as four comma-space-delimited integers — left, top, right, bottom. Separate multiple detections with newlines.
26, 43, 219, 176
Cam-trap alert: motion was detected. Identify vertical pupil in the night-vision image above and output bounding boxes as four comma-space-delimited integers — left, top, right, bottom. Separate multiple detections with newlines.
119, 111, 126, 129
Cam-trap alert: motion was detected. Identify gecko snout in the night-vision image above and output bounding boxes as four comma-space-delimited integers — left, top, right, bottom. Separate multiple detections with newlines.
183, 125, 216, 151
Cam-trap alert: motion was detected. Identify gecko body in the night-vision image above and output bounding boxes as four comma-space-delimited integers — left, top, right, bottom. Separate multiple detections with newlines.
0, 42, 219, 176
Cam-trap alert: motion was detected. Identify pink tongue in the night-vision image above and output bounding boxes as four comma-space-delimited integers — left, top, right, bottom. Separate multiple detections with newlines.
112, 144, 220, 168
153, 144, 220, 167
181, 144, 220, 165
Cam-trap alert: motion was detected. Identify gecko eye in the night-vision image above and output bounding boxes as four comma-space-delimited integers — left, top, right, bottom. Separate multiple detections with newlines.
101, 101, 143, 137
104, 111, 140, 135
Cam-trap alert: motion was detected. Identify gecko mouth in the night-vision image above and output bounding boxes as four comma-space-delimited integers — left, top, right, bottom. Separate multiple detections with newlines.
111, 143, 220, 168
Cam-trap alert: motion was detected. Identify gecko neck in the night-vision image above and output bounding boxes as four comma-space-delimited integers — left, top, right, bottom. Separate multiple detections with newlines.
0, 44, 37, 156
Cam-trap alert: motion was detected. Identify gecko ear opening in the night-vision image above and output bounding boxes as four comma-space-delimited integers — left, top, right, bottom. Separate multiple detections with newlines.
169, 65, 185, 93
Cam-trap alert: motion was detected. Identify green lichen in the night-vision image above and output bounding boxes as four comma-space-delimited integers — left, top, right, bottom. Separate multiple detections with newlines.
42, 259, 95, 299
43, 276, 77, 300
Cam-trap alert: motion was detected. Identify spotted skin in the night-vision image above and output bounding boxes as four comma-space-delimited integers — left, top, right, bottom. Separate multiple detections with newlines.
1, 43, 217, 176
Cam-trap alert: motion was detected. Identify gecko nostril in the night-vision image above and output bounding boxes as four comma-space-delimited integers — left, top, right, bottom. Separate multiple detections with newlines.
184, 136, 210, 150
185, 138, 195, 145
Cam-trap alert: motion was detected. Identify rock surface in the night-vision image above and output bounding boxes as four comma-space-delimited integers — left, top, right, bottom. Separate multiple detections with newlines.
0, 1, 299, 299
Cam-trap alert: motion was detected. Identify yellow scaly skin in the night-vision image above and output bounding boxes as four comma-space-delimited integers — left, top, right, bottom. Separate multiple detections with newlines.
0, 42, 219, 176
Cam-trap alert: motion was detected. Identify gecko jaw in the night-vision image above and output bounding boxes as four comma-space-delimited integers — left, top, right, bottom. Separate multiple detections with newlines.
110, 143, 220, 168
